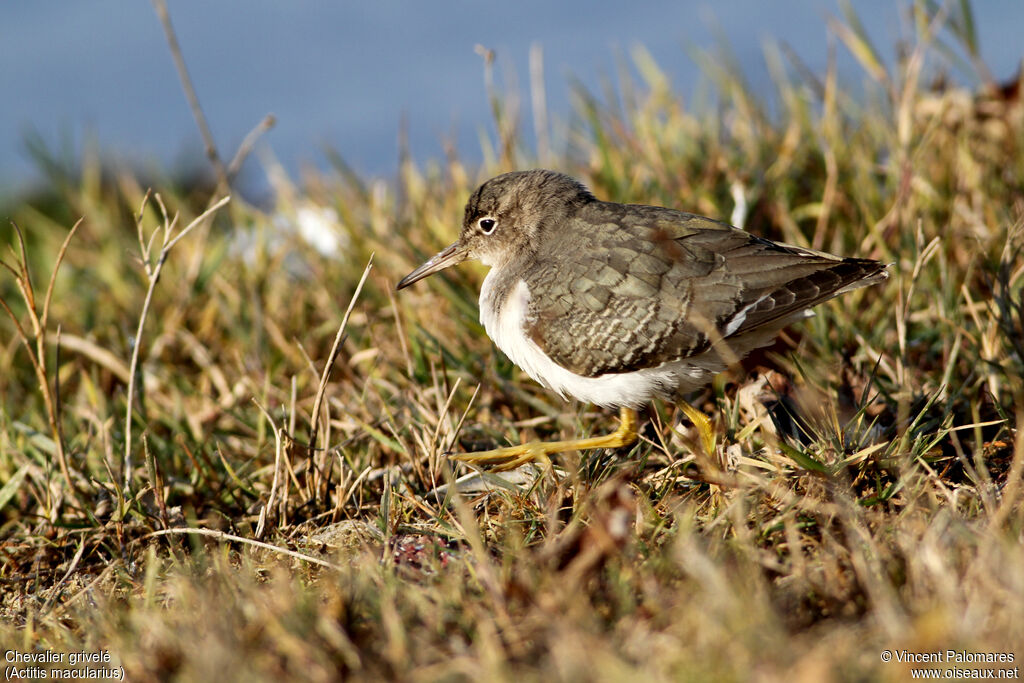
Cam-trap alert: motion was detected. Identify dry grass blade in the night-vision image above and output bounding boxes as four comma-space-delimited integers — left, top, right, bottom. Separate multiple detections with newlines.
308, 255, 374, 457
253, 397, 285, 539
0, 219, 83, 505
831, 1, 888, 85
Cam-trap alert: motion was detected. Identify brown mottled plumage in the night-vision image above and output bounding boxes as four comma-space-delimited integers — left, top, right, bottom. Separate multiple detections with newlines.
397, 170, 887, 469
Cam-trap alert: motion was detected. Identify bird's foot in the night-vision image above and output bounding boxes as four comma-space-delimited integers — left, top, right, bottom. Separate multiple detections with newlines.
449, 441, 556, 472
678, 401, 716, 454
449, 407, 640, 472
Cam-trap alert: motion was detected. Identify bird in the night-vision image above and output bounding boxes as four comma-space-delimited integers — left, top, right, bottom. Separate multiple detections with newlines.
397, 170, 888, 470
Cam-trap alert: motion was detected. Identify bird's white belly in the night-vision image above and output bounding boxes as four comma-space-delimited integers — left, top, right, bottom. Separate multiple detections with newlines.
478, 274, 687, 408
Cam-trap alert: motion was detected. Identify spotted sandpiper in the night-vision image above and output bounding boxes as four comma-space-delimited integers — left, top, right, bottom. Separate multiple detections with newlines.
397, 170, 888, 470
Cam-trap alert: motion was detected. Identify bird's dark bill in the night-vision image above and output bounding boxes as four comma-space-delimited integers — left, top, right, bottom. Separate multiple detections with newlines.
396, 242, 468, 289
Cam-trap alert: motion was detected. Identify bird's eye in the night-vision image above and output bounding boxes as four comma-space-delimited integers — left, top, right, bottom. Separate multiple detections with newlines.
478, 217, 496, 234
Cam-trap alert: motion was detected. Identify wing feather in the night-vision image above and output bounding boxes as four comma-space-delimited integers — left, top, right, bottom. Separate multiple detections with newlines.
523, 202, 886, 377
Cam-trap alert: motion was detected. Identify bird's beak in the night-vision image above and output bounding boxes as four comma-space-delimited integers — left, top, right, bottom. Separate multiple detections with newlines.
396, 241, 469, 289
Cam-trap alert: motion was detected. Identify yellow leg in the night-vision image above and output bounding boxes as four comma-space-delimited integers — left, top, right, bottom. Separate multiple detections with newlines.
450, 407, 639, 472
678, 400, 716, 454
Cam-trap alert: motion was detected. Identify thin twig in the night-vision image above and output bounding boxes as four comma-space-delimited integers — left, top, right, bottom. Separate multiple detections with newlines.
166, 196, 231, 252
150, 0, 228, 189
124, 195, 231, 491
227, 113, 277, 180
144, 527, 343, 570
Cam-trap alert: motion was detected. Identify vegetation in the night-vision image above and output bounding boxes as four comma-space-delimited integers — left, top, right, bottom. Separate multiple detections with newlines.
2, 3, 1022, 680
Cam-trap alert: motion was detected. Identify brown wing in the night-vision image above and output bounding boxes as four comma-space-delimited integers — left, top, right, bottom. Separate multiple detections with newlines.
523, 202, 887, 377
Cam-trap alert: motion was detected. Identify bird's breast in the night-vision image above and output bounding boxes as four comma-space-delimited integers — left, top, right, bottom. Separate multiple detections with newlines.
477, 269, 676, 408
479, 271, 537, 375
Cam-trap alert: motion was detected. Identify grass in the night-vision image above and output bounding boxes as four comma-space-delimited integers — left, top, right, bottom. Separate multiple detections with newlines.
2, 3, 1023, 680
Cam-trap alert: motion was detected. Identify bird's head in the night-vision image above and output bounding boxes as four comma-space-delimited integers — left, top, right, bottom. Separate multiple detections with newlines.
396, 169, 594, 289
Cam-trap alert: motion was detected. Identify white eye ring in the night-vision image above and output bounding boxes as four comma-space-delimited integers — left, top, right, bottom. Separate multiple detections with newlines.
478, 217, 497, 234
